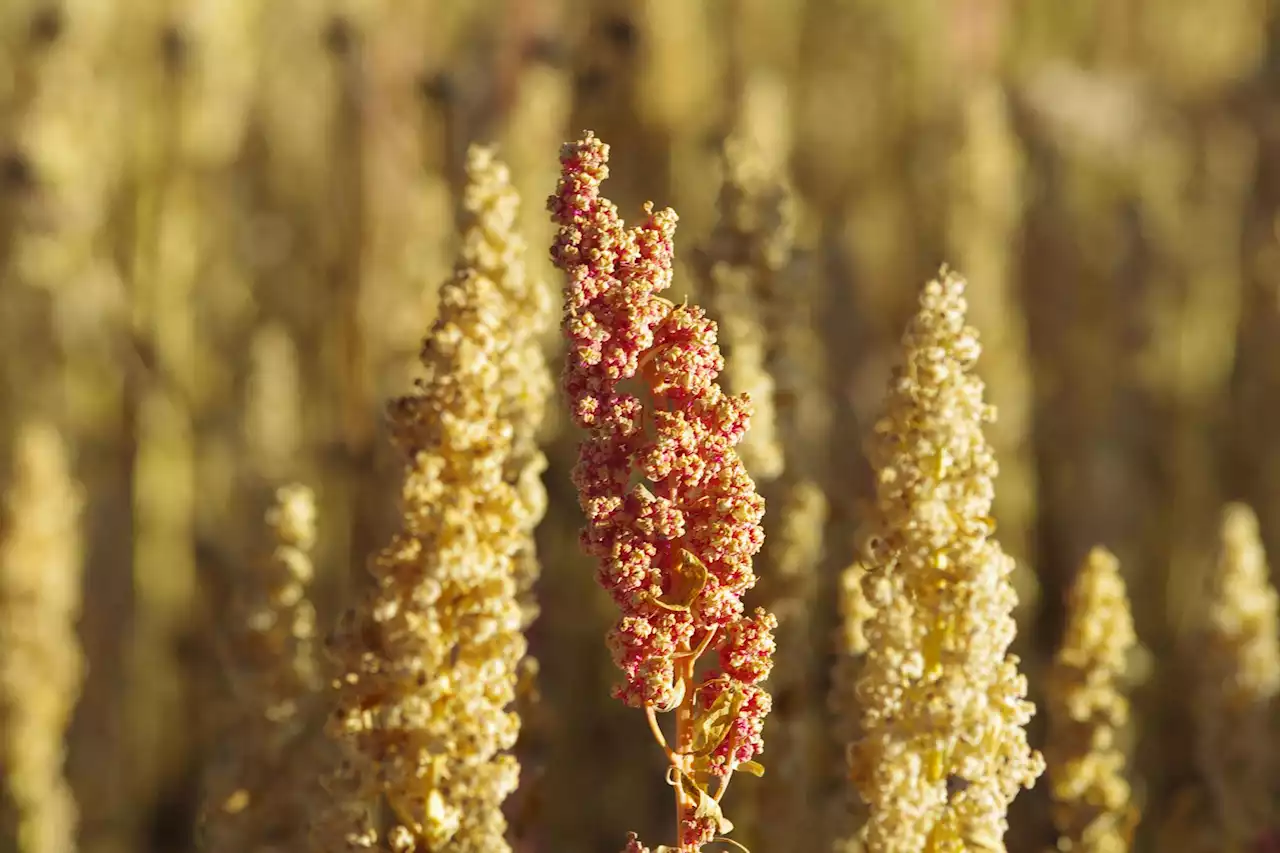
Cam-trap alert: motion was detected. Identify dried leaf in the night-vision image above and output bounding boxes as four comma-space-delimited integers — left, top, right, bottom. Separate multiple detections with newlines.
651, 675, 686, 713
688, 681, 746, 756
678, 771, 734, 835
653, 548, 709, 612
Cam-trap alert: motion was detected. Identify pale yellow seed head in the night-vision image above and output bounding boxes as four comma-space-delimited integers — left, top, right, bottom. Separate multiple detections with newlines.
318, 147, 548, 853
1197, 503, 1280, 845
1046, 547, 1137, 853
851, 269, 1043, 853
0, 423, 84, 853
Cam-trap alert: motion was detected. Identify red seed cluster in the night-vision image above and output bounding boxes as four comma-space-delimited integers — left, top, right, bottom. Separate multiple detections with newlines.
548, 133, 775, 751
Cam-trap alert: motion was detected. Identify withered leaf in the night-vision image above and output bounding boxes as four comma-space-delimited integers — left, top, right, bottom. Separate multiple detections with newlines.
687, 681, 746, 756
677, 770, 734, 836
652, 548, 709, 612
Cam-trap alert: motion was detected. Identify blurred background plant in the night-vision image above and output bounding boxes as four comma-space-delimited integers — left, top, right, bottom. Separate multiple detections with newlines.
2, 0, 1280, 851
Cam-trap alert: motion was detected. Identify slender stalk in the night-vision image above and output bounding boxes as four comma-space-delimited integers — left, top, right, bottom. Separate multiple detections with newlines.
674, 659, 695, 850
646, 705, 674, 760
675, 718, 689, 848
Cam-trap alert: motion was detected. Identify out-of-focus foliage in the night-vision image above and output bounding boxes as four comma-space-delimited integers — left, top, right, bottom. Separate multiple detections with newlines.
2, 0, 1280, 851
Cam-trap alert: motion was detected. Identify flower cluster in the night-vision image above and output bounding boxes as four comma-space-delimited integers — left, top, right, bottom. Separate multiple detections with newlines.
694, 131, 792, 482
461, 145, 554, 633
830, 559, 876, 850
1046, 547, 1137, 853
318, 147, 547, 853
549, 132, 776, 851
850, 270, 1043, 853
0, 424, 84, 853
200, 484, 321, 853
696, 108, 833, 853
1198, 504, 1280, 847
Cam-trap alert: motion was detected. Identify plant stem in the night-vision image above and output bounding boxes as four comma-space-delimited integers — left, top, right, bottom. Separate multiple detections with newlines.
646, 704, 675, 761
673, 655, 696, 850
